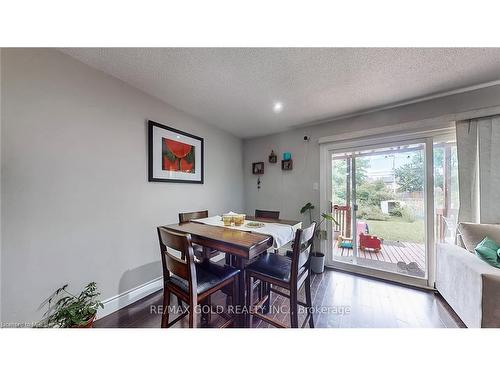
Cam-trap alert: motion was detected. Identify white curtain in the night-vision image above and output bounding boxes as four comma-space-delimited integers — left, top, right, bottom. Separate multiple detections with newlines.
456, 116, 500, 224
478, 117, 500, 223
456, 120, 480, 223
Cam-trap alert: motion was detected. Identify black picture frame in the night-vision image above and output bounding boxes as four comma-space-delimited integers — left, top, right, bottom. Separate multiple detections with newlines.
282, 159, 293, 170
268, 150, 277, 163
252, 162, 265, 175
148, 120, 204, 183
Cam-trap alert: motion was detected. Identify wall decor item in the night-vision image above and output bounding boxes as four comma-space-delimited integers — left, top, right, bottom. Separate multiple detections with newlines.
257, 176, 261, 189
148, 120, 204, 183
282, 159, 293, 171
252, 162, 265, 175
283, 152, 292, 161
268, 150, 277, 163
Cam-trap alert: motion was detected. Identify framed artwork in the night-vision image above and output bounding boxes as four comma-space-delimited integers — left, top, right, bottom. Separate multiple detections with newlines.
148, 120, 204, 183
268, 150, 277, 163
282, 159, 293, 170
252, 162, 265, 175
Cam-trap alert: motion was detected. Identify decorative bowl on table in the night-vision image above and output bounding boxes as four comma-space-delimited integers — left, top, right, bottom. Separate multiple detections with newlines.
233, 214, 246, 226
222, 214, 235, 226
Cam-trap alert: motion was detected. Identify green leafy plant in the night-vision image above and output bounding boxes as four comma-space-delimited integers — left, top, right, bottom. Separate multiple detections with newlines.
357, 205, 390, 221
395, 153, 425, 193
389, 202, 403, 217
356, 179, 395, 207
300, 202, 315, 224
300, 202, 338, 240
401, 206, 416, 223
39, 282, 104, 328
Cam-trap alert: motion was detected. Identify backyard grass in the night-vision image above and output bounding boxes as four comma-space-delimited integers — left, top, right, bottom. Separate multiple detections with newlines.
364, 217, 425, 243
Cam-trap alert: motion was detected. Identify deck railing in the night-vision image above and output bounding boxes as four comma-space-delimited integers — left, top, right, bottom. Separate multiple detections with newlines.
332, 205, 456, 242
333, 205, 351, 237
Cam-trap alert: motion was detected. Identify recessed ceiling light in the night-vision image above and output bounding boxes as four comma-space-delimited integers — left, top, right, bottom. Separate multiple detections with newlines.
273, 102, 283, 113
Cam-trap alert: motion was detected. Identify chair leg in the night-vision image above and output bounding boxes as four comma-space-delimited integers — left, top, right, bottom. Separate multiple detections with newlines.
263, 282, 271, 313
161, 288, 171, 328
305, 275, 314, 328
245, 273, 253, 328
188, 298, 198, 328
207, 296, 212, 324
290, 288, 299, 328
201, 296, 211, 327
231, 277, 238, 327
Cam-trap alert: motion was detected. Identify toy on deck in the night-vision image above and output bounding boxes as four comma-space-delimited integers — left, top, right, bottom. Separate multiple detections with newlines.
359, 233, 383, 252
337, 235, 353, 249
337, 221, 368, 249
336, 220, 383, 253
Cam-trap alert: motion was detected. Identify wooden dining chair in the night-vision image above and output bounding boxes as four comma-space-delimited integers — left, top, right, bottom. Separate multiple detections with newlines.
245, 222, 317, 328
255, 209, 280, 220
180, 210, 261, 310
179, 210, 220, 261
157, 227, 239, 328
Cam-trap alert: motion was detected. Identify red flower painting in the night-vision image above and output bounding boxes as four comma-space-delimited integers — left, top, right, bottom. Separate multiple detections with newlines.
162, 138, 195, 173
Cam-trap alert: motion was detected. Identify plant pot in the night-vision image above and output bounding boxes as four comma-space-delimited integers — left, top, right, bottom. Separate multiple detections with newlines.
72, 314, 96, 328
310, 252, 325, 274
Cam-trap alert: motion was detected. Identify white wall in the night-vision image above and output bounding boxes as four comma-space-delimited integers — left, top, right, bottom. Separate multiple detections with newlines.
243, 84, 500, 223
0, 49, 244, 323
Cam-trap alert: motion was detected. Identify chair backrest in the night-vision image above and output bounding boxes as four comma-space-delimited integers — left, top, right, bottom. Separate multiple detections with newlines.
157, 227, 197, 295
179, 210, 209, 224
290, 222, 317, 280
255, 209, 280, 220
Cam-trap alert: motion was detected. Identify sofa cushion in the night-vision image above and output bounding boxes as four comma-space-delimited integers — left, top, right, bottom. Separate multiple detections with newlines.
458, 222, 500, 253
475, 237, 500, 268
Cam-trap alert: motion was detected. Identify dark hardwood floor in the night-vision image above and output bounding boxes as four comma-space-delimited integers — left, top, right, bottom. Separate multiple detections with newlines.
95, 269, 465, 328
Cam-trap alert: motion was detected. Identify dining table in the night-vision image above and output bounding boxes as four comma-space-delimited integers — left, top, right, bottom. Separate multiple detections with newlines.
162, 215, 302, 327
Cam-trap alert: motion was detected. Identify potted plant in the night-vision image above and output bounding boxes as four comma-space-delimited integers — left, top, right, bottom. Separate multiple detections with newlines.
300, 202, 338, 274
39, 282, 104, 328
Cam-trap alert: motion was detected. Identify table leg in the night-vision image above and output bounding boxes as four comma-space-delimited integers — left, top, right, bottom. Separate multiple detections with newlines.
224, 254, 234, 307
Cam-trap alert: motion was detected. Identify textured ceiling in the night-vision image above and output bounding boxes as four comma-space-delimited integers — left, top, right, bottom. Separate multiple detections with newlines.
62, 48, 500, 138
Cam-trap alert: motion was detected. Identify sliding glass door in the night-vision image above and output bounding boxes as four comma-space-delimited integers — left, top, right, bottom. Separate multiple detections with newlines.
322, 131, 459, 286
330, 141, 428, 278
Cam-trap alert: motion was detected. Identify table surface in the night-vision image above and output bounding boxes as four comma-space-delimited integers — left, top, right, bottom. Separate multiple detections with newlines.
162, 216, 301, 258
162, 221, 272, 256
245, 216, 301, 227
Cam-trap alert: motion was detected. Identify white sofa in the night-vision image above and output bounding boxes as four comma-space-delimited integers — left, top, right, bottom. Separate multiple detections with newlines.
436, 223, 500, 328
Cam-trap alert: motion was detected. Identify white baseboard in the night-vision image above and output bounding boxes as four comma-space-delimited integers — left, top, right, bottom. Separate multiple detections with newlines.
97, 277, 163, 320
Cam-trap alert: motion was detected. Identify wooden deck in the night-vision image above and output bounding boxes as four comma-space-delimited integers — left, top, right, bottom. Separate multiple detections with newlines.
333, 240, 425, 271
